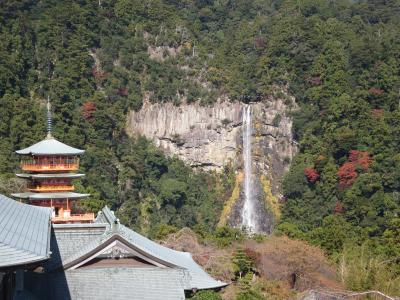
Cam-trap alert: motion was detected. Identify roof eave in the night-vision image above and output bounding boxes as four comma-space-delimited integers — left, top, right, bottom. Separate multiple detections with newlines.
15, 151, 85, 155
0, 255, 50, 270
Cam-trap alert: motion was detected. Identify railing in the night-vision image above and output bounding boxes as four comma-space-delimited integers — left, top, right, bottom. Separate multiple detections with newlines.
21, 163, 79, 172
20, 156, 80, 172
29, 185, 75, 192
52, 213, 95, 223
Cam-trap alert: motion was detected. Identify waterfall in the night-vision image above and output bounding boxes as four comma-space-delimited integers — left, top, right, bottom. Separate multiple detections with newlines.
241, 105, 257, 233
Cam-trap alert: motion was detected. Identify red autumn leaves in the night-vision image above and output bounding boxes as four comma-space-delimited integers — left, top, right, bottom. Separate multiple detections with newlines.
304, 150, 372, 188
338, 150, 372, 188
304, 168, 320, 183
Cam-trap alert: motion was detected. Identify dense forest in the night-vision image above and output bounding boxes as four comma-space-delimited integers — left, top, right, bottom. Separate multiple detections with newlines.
1, 0, 400, 298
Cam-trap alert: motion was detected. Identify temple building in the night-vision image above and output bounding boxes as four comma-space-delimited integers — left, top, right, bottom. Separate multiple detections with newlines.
0, 194, 226, 299
11, 100, 94, 223
1, 99, 227, 299
0, 194, 52, 299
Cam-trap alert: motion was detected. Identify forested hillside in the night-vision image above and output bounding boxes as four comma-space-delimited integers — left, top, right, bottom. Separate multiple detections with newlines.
1, 0, 400, 297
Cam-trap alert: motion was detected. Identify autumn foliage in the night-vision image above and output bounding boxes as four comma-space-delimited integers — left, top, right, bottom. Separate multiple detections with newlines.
81, 101, 97, 120
309, 76, 322, 86
254, 36, 266, 49
333, 201, 345, 214
371, 108, 384, 118
338, 150, 372, 188
368, 87, 384, 95
338, 162, 357, 188
92, 68, 108, 85
348, 150, 372, 171
304, 168, 320, 183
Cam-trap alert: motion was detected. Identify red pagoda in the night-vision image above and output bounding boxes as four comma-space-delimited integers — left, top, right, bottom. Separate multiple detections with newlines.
11, 99, 94, 223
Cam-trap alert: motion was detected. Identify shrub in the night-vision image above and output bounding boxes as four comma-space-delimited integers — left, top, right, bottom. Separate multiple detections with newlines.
221, 118, 232, 126
339, 244, 400, 296
272, 114, 282, 127
191, 290, 222, 300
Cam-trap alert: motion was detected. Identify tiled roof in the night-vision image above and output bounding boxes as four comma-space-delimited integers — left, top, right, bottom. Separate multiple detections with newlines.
16, 173, 85, 179
23, 267, 187, 300
0, 194, 52, 268
45, 223, 107, 270
99, 208, 226, 289
11, 192, 90, 200
49, 206, 226, 290
118, 223, 226, 289
16, 137, 84, 155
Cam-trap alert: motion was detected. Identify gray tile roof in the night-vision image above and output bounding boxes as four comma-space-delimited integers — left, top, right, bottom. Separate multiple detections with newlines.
49, 206, 226, 290
117, 224, 227, 289
23, 268, 187, 300
16, 173, 85, 179
62, 268, 187, 300
16, 137, 84, 155
0, 194, 52, 268
45, 223, 107, 270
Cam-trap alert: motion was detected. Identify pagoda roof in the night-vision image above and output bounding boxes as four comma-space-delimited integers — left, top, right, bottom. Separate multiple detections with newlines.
0, 194, 52, 269
16, 173, 85, 179
11, 192, 89, 200
16, 137, 84, 156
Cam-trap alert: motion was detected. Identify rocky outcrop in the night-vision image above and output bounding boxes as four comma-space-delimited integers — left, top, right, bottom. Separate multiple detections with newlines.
147, 45, 182, 62
126, 94, 298, 232
126, 95, 297, 196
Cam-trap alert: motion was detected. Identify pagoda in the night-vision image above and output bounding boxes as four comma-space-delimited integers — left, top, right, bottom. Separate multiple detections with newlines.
11, 99, 94, 223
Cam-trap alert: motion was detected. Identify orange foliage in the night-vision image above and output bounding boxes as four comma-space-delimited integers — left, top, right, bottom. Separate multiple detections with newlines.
304, 168, 320, 183
368, 87, 384, 95
81, 101, 97, 120
348, 150, 372, 171
371, 108, 384, 118
338, 162, 357, 188
333, 201, 345, 214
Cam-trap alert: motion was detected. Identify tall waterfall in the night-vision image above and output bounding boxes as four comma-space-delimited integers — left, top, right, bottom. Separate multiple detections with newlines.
241, 105, 257, 232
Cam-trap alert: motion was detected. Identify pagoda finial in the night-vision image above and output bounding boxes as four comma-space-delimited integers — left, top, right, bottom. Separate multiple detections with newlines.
46, 96, 53, 139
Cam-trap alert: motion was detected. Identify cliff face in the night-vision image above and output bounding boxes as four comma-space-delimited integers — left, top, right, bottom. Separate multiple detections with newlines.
126, 95, 297, 195
126, 94, 297, 231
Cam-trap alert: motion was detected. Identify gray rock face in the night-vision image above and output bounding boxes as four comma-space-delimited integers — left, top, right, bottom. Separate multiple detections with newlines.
125, 96, 297, 198
229, 177, 275, 233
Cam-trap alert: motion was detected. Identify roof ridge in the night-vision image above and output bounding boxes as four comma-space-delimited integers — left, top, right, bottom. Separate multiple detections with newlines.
101, 206, 118, 224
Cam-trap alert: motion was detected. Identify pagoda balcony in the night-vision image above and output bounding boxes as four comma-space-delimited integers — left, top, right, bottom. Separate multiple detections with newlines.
29, 185, 75, 192
21, 156, 80, 172
21, 163, 79, 172
52, 212, 95, 223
